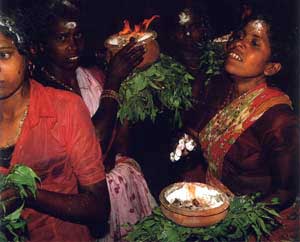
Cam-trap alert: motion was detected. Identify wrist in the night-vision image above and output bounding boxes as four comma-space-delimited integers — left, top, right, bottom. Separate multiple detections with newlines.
25, 188, 39, 208
105, 75, 122, 91
100, 89, 121, 106
0, 188, 23, 217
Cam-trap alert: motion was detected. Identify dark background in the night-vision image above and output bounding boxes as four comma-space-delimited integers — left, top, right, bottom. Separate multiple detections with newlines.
8, 0, 299, 199
78, 0, 299, 198
81, 0, 299, 113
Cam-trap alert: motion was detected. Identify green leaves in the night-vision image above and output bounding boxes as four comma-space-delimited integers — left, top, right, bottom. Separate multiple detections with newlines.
197, 41, 226, 86
6, 165, 40, 199
118, 54, 194, 127
125, 194, 280, 242
0, 165, 40, 242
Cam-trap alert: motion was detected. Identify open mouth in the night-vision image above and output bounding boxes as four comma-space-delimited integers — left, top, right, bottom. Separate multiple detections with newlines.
68, 56, 79, 61
228, 52, 242, 62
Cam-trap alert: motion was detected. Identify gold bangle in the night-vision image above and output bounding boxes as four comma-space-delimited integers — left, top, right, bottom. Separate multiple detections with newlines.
100, 89, 121, 105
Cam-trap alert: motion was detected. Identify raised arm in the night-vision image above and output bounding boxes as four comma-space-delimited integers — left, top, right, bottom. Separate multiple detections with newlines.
92, 38, 145, 154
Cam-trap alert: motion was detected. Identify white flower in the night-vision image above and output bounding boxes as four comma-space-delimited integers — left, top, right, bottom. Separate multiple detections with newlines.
185, 140, 195, 151
179, 138, 185, 146
170, 152, 175, 162
177, 143, 185, 150
175, 148, 182, 157
178, 10, 191, 26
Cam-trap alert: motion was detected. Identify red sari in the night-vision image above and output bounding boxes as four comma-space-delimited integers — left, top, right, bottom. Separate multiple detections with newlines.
198, 82, 299, 240
199, 82, 292, 195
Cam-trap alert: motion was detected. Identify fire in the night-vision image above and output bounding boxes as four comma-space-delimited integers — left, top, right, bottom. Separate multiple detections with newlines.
142, 15, 159, 31
187, 183, 196, 198
119, 20, 131, 35
118, 15, 159, 36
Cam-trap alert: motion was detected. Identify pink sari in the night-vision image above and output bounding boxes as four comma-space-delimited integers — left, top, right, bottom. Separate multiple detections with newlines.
99, 155, 157, 242
76, 67, 157, 241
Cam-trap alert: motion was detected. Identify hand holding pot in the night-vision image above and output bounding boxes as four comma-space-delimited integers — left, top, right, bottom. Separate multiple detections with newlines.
106, 38, 145, 90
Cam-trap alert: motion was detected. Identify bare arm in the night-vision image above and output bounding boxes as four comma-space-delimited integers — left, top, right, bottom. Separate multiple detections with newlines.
0, 179, 110, 239
92, 38, 145, 154
26, 180, 110, 225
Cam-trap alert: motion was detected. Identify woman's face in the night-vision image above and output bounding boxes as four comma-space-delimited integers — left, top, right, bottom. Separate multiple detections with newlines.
225, 20, 272, 81
173, 9, 208, 69
45, 18, 84, 71
0, 32, 26, 100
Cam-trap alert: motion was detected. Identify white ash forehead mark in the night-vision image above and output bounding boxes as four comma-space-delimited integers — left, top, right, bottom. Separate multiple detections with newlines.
250, 20, 265, 34
64, 21, 77, 29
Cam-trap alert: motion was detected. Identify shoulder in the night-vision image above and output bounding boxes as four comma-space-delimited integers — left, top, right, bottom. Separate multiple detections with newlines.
255, 104, 299, 138
265, 85, 289, 96
262, 104, 297, 125
46, 84, 84, 107
31, 79, 89, 115
77, 66, 105, 86
260, 86, 296, 127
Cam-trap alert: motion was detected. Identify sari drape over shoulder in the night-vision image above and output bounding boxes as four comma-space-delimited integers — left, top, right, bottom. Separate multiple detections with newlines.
199, 82, 292, 195
198, 82, 299, 241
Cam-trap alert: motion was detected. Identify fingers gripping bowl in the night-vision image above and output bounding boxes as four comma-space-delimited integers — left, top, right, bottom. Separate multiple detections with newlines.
104, 30, 160, 70
159, 182, 230, 227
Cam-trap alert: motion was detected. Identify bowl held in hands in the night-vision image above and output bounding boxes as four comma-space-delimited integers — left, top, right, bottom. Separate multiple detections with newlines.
105, 31, 160, 70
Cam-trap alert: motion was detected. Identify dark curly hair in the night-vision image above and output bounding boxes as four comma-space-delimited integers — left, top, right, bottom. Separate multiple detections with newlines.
0, 4, 33, 57
228, 13, 294, 70
173, 0, 214, 41
30, 0, 81, 46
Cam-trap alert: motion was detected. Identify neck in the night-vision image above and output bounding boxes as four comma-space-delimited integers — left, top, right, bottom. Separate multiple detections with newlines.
47, 63, 77, 87
233, 75, 266, 96
0, 82, 30, 120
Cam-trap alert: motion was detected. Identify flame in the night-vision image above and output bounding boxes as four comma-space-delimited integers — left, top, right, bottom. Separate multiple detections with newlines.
187, 183, 196, 198
141, 15, 159, 32
119, 20, 132, 35
134, 24, 141, 33
118, 15, 159, 36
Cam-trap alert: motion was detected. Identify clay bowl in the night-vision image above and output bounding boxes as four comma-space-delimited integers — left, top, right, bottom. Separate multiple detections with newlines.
104, 31, 160, 70
159, 182, 230, 227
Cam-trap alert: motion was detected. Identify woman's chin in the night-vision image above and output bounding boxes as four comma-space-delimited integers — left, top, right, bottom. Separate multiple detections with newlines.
224, 61, 239, 76
63, 61, 79, 71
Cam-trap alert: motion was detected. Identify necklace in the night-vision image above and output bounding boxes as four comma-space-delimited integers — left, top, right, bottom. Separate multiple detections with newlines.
41, 67, 75, 92
219, 84, 236, 110
2, 105, 29, 148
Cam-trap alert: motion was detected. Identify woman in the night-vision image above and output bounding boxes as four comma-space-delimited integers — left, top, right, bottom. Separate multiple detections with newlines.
168, 1, 213, 74
31, 0, 146, 156
184, 13, 299, 240
31, 1, 156, 241
0, 6, 110, 242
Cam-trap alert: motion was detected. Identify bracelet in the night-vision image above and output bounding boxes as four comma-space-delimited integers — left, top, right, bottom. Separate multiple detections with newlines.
100, 89, 121, 105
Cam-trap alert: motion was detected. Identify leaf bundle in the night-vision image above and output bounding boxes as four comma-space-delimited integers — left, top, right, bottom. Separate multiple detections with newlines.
125, 194, 280, 242
0, 165, 40, 242
118, 54, 194, 127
